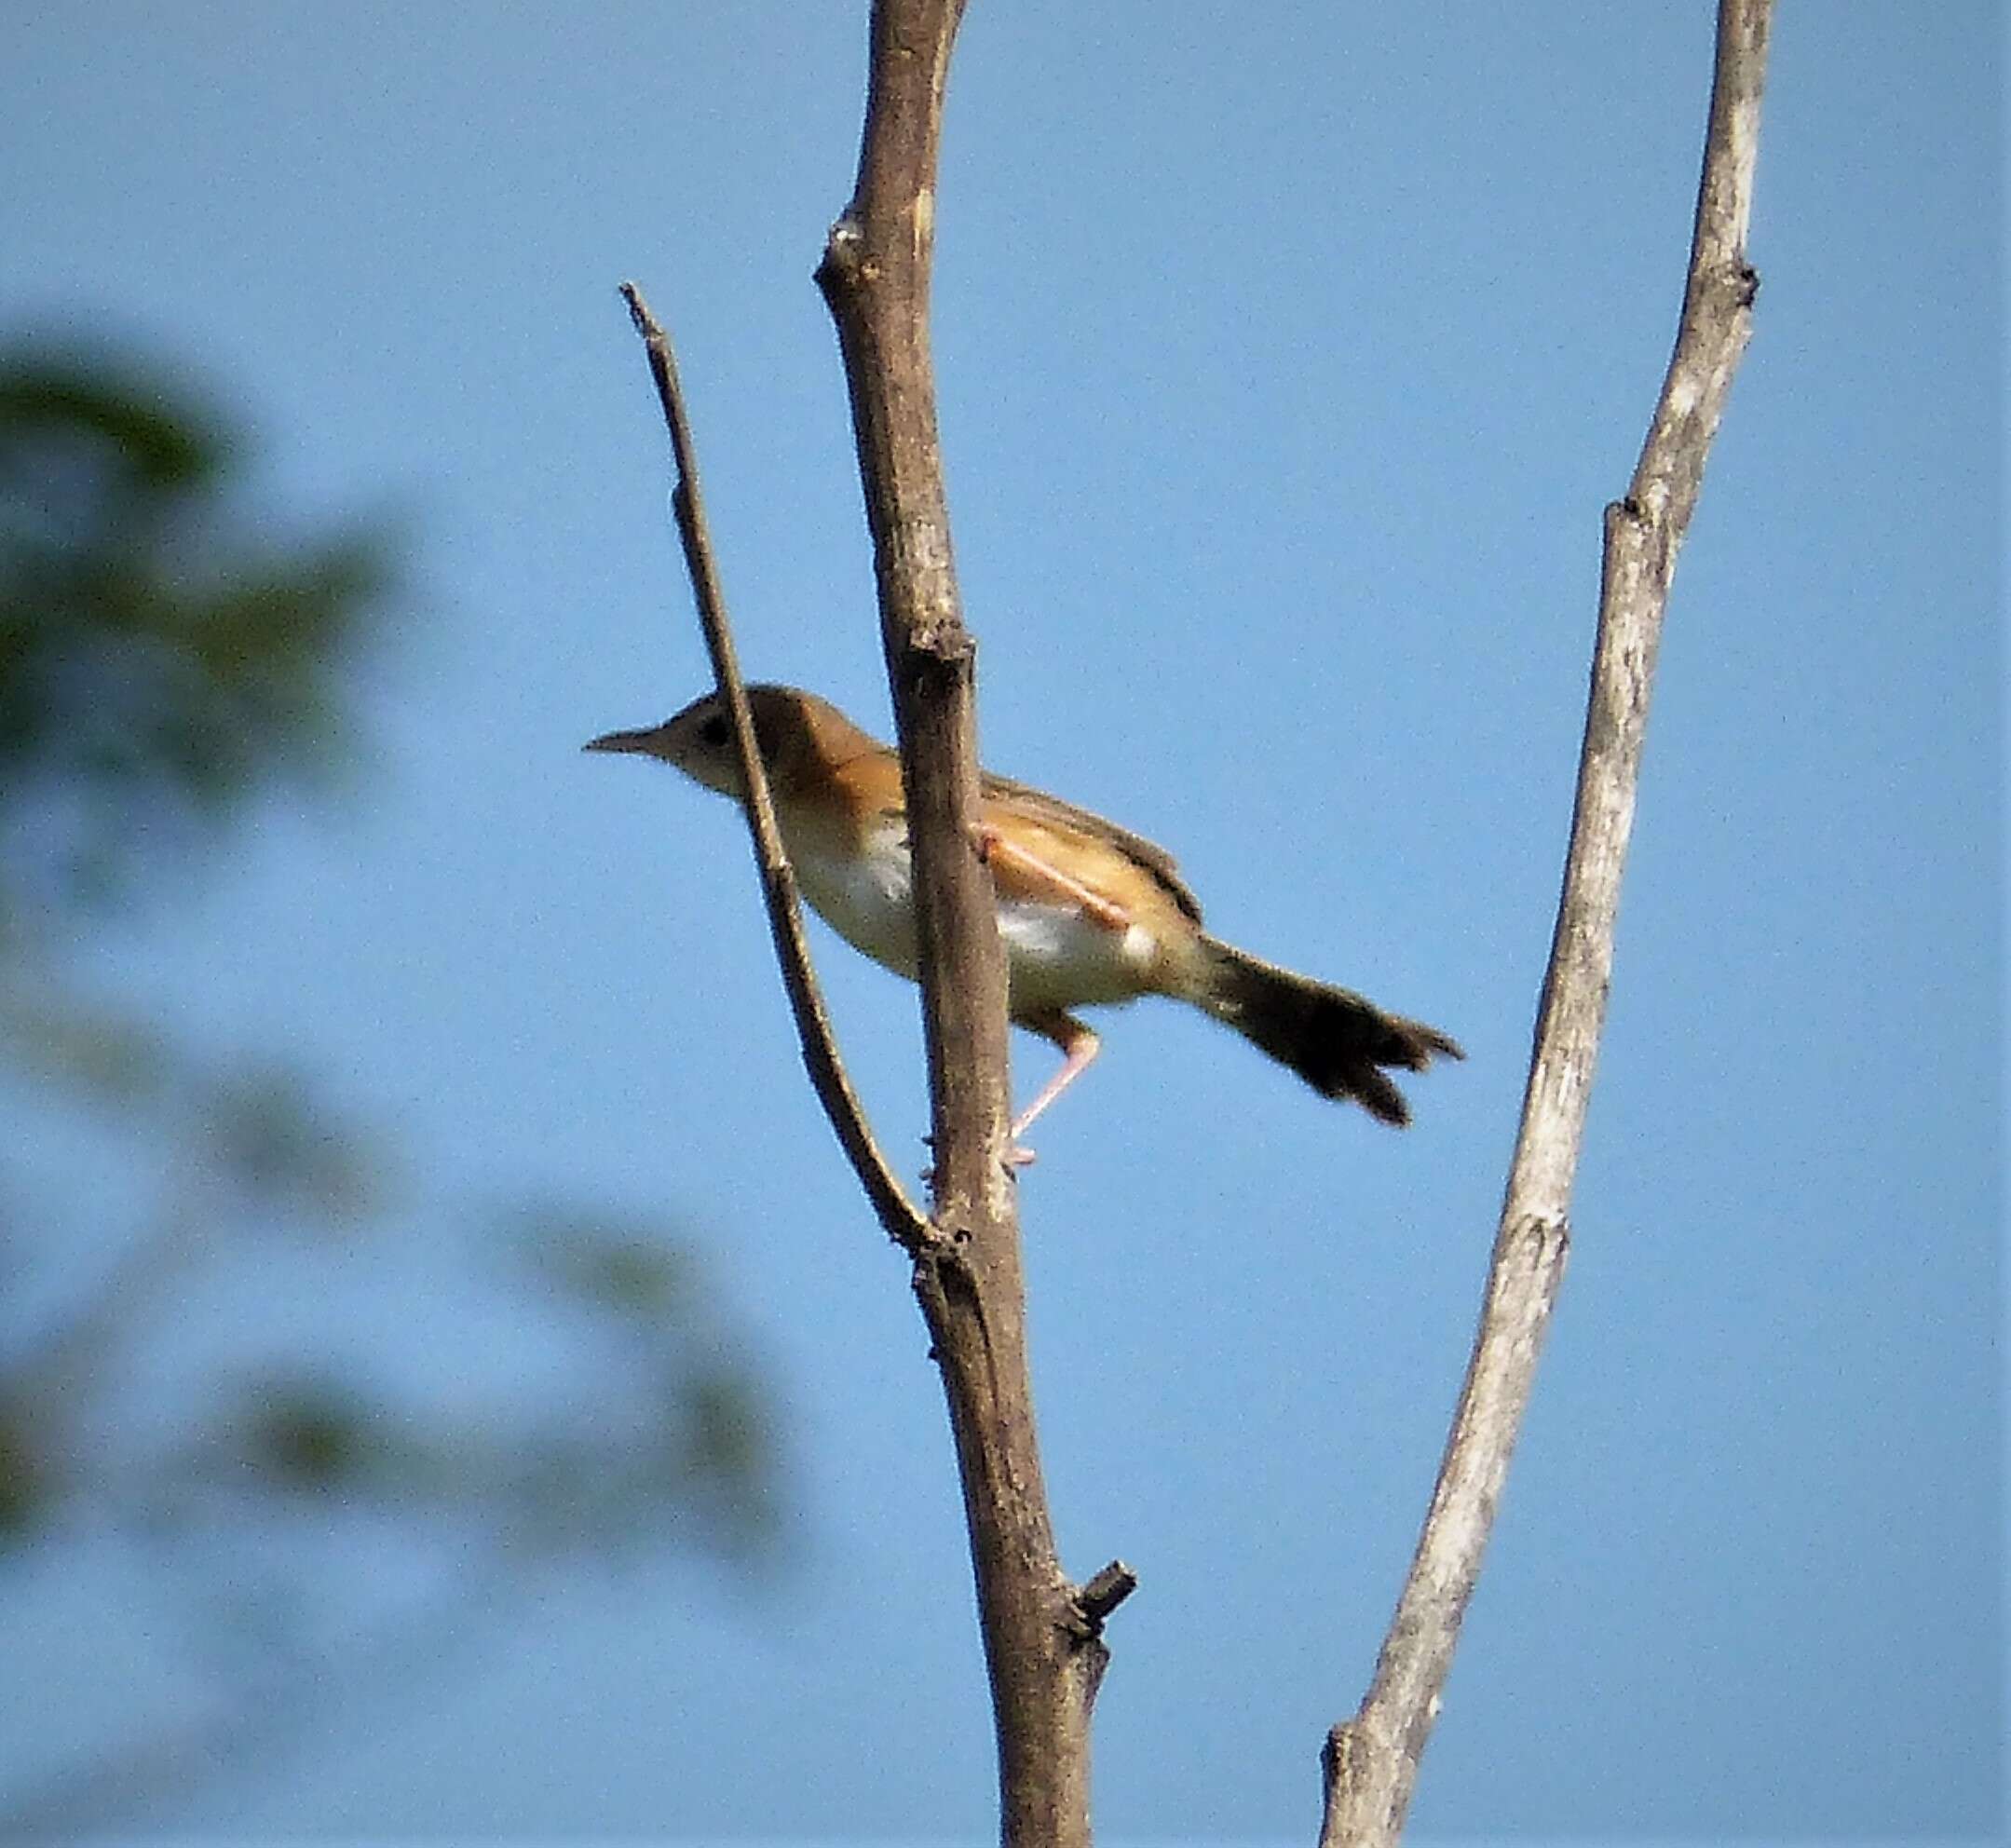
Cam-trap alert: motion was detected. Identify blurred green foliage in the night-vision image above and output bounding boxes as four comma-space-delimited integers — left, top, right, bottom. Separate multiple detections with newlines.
0, 349, 385, 928
0, 347, 781, 1829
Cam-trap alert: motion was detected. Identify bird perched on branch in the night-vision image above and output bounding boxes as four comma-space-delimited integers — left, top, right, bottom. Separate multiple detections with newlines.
586, 685, 1461, 1148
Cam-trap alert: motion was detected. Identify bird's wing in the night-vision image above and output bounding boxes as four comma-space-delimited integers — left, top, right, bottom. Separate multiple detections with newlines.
977, 770, 1204, 924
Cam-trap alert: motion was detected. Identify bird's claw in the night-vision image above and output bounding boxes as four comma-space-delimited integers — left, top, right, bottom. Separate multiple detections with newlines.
919, 1129, 1037, 1181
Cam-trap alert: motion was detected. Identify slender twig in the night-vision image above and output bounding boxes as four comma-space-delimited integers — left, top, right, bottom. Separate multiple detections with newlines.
1320, 5, 1773, 1843
618, 282, 928, 1249
816, 4, 1109, 1845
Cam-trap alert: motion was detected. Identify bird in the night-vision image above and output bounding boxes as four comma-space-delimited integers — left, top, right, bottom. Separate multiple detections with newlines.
585, 684, 1461, 1148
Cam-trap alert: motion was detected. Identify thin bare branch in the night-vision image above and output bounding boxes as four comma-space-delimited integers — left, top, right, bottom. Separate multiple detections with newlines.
618, 281, 928, 1250
815, 4, 1109, 1845
1321, 5, 1773, 1843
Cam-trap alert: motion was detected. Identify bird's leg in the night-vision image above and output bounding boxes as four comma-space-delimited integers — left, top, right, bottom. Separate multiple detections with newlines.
1006, 1010, 1101, 1164
968, 823, 1126, 1164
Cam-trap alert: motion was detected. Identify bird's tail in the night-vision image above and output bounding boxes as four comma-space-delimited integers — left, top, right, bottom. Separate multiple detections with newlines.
1192, 934, 1463, 1127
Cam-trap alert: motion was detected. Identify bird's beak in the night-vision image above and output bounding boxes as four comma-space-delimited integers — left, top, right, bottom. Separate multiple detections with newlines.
582, 723, 672, 758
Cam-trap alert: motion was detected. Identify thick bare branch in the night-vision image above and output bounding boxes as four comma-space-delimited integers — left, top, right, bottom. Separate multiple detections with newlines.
817, 0, 1014, 1222
815, 4, 1107, 1845
618, 282, 929, 1250
1321, 6, 1773, 1843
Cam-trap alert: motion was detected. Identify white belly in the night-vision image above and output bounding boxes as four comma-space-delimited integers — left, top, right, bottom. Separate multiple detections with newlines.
787, 822, 1160, 1016
790, 822, 921, 979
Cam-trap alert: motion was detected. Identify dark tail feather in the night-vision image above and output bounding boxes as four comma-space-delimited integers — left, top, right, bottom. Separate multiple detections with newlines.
1195, 935, 1462, 1127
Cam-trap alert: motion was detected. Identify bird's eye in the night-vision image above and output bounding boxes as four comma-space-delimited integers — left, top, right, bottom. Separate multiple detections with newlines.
698, 714, 731, 749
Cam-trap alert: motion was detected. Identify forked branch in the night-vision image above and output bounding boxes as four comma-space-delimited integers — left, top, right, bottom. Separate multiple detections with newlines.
1320, 4, 1774, 1842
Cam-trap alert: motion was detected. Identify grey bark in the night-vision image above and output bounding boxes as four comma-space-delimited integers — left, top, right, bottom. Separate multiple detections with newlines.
1320, 5, 1774, 1843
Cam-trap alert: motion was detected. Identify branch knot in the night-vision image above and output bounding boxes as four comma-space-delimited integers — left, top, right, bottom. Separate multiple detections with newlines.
1074, 1560, 1138, 1630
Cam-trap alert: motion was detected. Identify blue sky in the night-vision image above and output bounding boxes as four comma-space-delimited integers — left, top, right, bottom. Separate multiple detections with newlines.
0, 2, 2000, 1841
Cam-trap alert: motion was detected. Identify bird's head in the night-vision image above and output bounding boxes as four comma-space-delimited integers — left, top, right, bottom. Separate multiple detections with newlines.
583, 683, 879, 800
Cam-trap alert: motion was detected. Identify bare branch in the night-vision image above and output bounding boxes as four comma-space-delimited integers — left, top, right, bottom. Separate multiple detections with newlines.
618, 282, 929, 1250
815, 4, 1108, 1844
1321, 5, 1774, 1842
816, 0, 1015, 1220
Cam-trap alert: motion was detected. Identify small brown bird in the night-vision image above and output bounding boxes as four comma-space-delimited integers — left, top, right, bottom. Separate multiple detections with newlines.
586, 685, 1461, 1143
